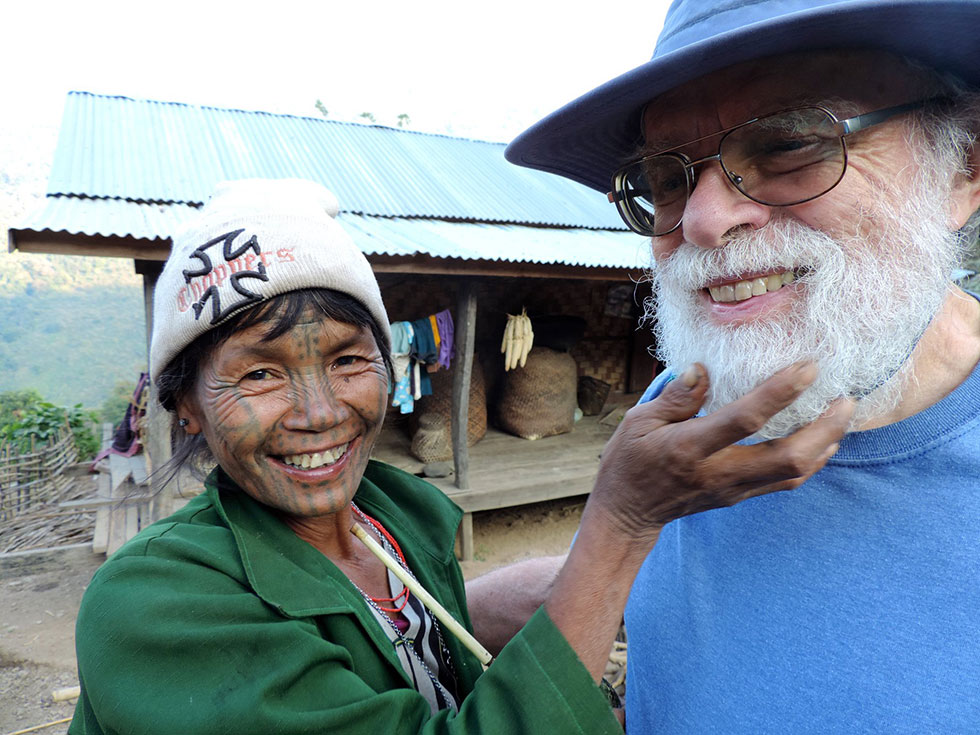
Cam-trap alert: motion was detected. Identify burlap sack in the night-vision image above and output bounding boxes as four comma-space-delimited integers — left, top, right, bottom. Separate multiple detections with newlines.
497, 347, 577, 440
410, 360, 487, 463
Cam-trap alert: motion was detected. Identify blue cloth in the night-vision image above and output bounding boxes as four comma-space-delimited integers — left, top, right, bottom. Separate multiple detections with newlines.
390, 321, 415, 357
390, 322, 415, 414
625, 329, 980, 732
410, 318, 436, 398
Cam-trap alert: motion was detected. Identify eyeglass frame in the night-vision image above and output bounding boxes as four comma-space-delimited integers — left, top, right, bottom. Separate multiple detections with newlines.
607, 98, 943, 237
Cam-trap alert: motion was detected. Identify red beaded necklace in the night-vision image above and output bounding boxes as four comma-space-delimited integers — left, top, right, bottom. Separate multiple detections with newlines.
350, 503, 410, 614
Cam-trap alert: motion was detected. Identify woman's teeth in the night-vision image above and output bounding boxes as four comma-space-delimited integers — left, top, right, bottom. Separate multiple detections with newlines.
708, 271, 796, 303
283, 443, 349, 469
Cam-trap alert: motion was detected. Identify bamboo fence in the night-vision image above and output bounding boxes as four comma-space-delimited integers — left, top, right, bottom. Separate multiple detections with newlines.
0, 424, 77, 523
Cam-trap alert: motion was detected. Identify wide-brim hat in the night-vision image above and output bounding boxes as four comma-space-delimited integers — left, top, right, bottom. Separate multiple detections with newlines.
505, 0, 980, 195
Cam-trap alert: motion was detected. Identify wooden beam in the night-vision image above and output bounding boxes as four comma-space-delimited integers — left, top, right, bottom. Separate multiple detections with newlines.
138, 264, 175, 523
10, 230, 171, 260
369, 254, 642, 282
12, 230, 642, 283
451, 280, 477, 491
137, 261, 163, 354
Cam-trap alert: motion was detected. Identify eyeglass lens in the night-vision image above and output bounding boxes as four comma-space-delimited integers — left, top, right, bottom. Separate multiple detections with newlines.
624, 107, 847, 236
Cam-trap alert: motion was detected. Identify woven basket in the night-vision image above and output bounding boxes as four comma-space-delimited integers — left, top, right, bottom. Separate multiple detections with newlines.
497, 347, 577, 440
410, 360, 487, 463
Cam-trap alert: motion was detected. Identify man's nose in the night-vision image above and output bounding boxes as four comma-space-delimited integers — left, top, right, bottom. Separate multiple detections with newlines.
282, 374, 349, 431
680, 162, 772, 248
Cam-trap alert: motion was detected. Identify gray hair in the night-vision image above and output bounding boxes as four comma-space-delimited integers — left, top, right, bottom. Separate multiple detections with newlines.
902, 57, 980, 246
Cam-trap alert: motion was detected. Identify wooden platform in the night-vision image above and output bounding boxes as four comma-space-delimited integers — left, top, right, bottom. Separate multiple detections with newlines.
371, 412, 623, 559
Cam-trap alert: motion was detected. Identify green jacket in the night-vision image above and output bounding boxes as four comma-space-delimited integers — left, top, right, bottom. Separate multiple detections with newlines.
70, 460, 619, 734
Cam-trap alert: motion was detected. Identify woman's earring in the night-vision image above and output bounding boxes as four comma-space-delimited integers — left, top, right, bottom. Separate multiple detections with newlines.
178, 418, 189, 428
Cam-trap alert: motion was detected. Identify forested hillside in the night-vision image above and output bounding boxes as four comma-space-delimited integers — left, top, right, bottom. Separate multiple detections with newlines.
1, 119, 147, 409
0, 252, 146, 407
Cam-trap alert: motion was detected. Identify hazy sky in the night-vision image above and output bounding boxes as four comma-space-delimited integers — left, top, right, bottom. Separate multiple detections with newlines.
5, 0, 673, 142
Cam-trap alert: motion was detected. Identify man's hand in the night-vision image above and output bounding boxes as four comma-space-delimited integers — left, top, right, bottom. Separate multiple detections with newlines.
591, 361, 854, 540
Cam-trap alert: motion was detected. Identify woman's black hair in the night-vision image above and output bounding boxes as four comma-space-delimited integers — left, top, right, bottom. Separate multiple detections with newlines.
155, 288, 392, 482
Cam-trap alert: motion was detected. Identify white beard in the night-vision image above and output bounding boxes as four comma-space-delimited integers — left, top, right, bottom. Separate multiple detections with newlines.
649, 176, 962, 439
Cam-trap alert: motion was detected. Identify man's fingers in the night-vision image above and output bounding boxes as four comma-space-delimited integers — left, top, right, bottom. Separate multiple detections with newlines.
692, 361, 819, 453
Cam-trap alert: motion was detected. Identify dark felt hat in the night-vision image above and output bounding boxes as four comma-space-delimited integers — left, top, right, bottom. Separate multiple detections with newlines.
505, 0, 980, 194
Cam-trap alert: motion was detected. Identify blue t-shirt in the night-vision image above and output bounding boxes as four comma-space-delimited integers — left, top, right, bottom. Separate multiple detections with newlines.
625, 337, 980, 733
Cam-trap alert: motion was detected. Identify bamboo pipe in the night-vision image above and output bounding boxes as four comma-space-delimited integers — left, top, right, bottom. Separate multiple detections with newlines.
350, 523, 494, 668
51, 686, 80, 702
6, 716, 73, 735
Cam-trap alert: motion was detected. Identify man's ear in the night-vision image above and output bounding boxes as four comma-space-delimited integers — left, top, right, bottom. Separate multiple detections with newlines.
949, 142, 980, 230
175, 395, 203, 435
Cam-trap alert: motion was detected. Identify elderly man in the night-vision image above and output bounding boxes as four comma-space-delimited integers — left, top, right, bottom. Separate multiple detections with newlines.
507, 0, 980, 730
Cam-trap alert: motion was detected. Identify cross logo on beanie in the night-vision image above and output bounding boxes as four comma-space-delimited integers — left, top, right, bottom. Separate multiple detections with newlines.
182, 229, 271, 324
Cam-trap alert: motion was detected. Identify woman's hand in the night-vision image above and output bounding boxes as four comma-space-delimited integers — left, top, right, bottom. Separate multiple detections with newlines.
590, 361, 854, 541
547, 361, 854, 683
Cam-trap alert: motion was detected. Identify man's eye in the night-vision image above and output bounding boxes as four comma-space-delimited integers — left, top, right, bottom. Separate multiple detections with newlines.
764, 137, 811, 153
334, 356, 359, 368
651, 173, 686, 201
244, 369, 269, 381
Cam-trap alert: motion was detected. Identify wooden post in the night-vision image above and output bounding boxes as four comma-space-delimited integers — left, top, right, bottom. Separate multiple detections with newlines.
451, 280, 477, 560
135, 260, 173, 521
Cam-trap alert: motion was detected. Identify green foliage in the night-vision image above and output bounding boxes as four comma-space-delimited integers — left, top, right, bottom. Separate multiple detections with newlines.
0, 392, 99, 459
0, 400, 67, 450
66, 404, 100, 460
359, 112, 376, 123
397, 113, 411, 128
0, 388, 44, 426
100, 379, 138, 425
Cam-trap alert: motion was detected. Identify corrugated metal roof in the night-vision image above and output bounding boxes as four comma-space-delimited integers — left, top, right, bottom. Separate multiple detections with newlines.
15, 196, 652, 269
47, 92, 628, 230
16, 196, 190, 241
342, 216, 651, 269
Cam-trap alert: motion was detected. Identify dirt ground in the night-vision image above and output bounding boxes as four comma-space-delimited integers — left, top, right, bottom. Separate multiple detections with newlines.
0, 496, 586, 735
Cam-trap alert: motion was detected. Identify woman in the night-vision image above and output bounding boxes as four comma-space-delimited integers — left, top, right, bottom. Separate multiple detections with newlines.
70, 179, 848, 734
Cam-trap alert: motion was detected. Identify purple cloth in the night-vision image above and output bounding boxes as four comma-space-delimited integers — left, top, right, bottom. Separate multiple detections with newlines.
435, 309, 455, 369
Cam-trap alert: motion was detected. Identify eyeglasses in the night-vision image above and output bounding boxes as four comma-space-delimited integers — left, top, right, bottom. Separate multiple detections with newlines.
607, 99, 938, 237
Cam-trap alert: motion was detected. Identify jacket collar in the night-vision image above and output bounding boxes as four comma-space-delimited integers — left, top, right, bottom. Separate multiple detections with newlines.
205, 461, 462, 619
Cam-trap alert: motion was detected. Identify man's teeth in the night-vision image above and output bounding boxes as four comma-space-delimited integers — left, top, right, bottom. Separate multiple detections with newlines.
708, 271, 796, 303
283, 443, 349, 469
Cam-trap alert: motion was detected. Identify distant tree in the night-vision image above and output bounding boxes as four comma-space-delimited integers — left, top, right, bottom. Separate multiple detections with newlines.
0, 388, 44, 427
309, 103, 412, 129
100, 379, 138, 426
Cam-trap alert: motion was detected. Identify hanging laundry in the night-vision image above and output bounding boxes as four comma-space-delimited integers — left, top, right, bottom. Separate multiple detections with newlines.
410, 317, 438, 364
429, 314, 441, 353
434, 309, 455, 369
410, 317, 437, 398
389, 321, 415, 414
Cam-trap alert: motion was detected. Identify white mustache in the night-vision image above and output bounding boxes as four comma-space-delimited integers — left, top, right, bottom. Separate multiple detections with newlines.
649, 191, 958, 439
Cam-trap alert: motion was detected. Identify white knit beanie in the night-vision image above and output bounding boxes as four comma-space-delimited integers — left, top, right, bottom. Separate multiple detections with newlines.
149, 178, 391, 381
